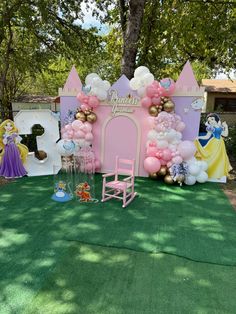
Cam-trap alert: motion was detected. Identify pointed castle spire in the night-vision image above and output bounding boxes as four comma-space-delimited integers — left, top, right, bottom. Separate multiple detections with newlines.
59, 65, 82, 96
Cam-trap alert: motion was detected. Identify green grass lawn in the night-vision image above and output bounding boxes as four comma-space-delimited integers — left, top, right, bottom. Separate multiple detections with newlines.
0, 174, 236, 314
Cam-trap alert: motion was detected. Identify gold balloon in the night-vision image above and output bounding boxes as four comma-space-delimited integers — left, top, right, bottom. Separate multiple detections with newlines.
176, 174, 185, 186
84, 109, 92, 115
158, 166, 167, 176
149, 172, 158, 180
164, 174, 174, 185
75, 111, 86, 122
86, 112, 97, 123
163, 100, 175, 113
148, 105, 158, 117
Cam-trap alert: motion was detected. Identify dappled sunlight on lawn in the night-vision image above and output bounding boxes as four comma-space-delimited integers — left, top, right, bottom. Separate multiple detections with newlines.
0, 174, 236, 313
23, 243, 236, 314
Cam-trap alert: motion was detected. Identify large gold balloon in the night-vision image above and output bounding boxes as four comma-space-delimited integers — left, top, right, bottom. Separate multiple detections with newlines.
149, 172, 158, 180
75, 111, 86, 122
163, 100, 175, 113
86, 112, 97, 123
164, 174, 174, 185
148, 105, 158, 117
158, 166, 167, 176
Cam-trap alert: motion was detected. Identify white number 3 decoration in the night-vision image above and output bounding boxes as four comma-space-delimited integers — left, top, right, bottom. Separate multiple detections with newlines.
14, 110, 62, 176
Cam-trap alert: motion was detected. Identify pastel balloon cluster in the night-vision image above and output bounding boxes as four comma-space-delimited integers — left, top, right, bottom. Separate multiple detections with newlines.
141, 79, 175, 109
84, 73, 111, 101
129, 66, 154, 96
184, 158, 208, 185
77, 92, 100, 112
144, 111, 208, 185
56, 139, 76, 157
61, 120, 94, 148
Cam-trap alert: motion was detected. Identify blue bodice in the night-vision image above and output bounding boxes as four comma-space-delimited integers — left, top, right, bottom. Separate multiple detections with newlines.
212, 127, 222, 139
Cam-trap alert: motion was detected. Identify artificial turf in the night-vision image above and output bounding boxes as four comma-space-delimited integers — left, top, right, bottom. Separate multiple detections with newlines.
0, 174, 236, 313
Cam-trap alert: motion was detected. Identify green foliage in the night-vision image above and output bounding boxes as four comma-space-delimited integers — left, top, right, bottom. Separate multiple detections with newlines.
225, 124, 236, 161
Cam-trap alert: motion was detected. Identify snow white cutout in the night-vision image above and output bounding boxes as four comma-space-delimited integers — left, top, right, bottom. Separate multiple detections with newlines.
51, 180, 73, 202
195, 113, 232, 179
0, 119, 28, 178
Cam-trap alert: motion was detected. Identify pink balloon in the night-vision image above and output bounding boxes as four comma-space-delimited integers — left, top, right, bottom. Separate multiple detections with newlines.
62, 132, 69, 139
156, 124, 165, 132
172, 156, 183, 164
85, 162, 93, 172
74, 130, 85, 139
141, 96, 152, 108
72, 120, 83, 131
147, 142, 158, 157
152, 97, 161, 105
160, 159, 167, 165
81, 104, 89, 112
84, 122, 92, 132
83, 123, 93, 134
178, 141, 196, 160
95, 159, 101, 170
88, 95, 100, 109
167, 161, 173, 168
162, 148, 172, 161
65, 124, 72, 131
146, 86, 158, 98
85, 132, 93, 141
76, 92, 85, 102
144, 157, 161, 174
151, 80, 159, 88
175, 121, 185, 132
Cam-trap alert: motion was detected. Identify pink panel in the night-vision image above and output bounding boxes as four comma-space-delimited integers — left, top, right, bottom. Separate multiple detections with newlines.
103, 116, 138, 173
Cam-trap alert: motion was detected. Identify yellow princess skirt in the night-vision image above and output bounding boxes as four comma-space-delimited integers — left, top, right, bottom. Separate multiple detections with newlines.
195, 137, 232, 179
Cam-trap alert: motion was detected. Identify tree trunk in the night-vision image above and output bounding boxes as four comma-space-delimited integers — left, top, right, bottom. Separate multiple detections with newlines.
121, 0, 146, 79
0, 21, 13, 120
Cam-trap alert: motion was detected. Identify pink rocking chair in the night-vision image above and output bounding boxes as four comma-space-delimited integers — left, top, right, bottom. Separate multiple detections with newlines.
101, 157, 137, 208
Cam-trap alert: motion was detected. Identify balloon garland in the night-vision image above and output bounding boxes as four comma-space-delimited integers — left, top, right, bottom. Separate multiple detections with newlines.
130, 66, 208, 186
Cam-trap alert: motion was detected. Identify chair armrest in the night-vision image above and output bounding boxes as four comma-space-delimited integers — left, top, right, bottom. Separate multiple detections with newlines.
102, 173, 116, 178
123, 176, 133, 182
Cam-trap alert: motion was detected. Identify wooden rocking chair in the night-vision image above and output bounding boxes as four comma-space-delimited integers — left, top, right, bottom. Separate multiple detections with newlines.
101, 156, 137, 208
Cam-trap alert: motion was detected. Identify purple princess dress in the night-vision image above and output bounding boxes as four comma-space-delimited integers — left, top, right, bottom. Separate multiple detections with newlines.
0, 133, 27, 178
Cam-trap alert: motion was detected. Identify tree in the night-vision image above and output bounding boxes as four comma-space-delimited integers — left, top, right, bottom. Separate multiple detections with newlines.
90, 0, 236, 79
0, 0, 101, 118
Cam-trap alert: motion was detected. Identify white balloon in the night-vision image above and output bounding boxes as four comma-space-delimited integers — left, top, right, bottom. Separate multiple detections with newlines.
157, 140, 169, 149
196, 171, 208, 183
137, 86, 146, 97
130, 77, 141, 90
85, 73, 99, 85
199, 160, 208, 171
134, 66, 150, 77
188, 164, 201, 176
56, 139, 75, 157
142, 73, 154, 85
184, 175, 197, 185
90, 87, 99, 96
147, 130, 158, 141
166, 129, 177, 142
97, 89, 107, 101
92, 77, 103, 87
103, 80, 111, 91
